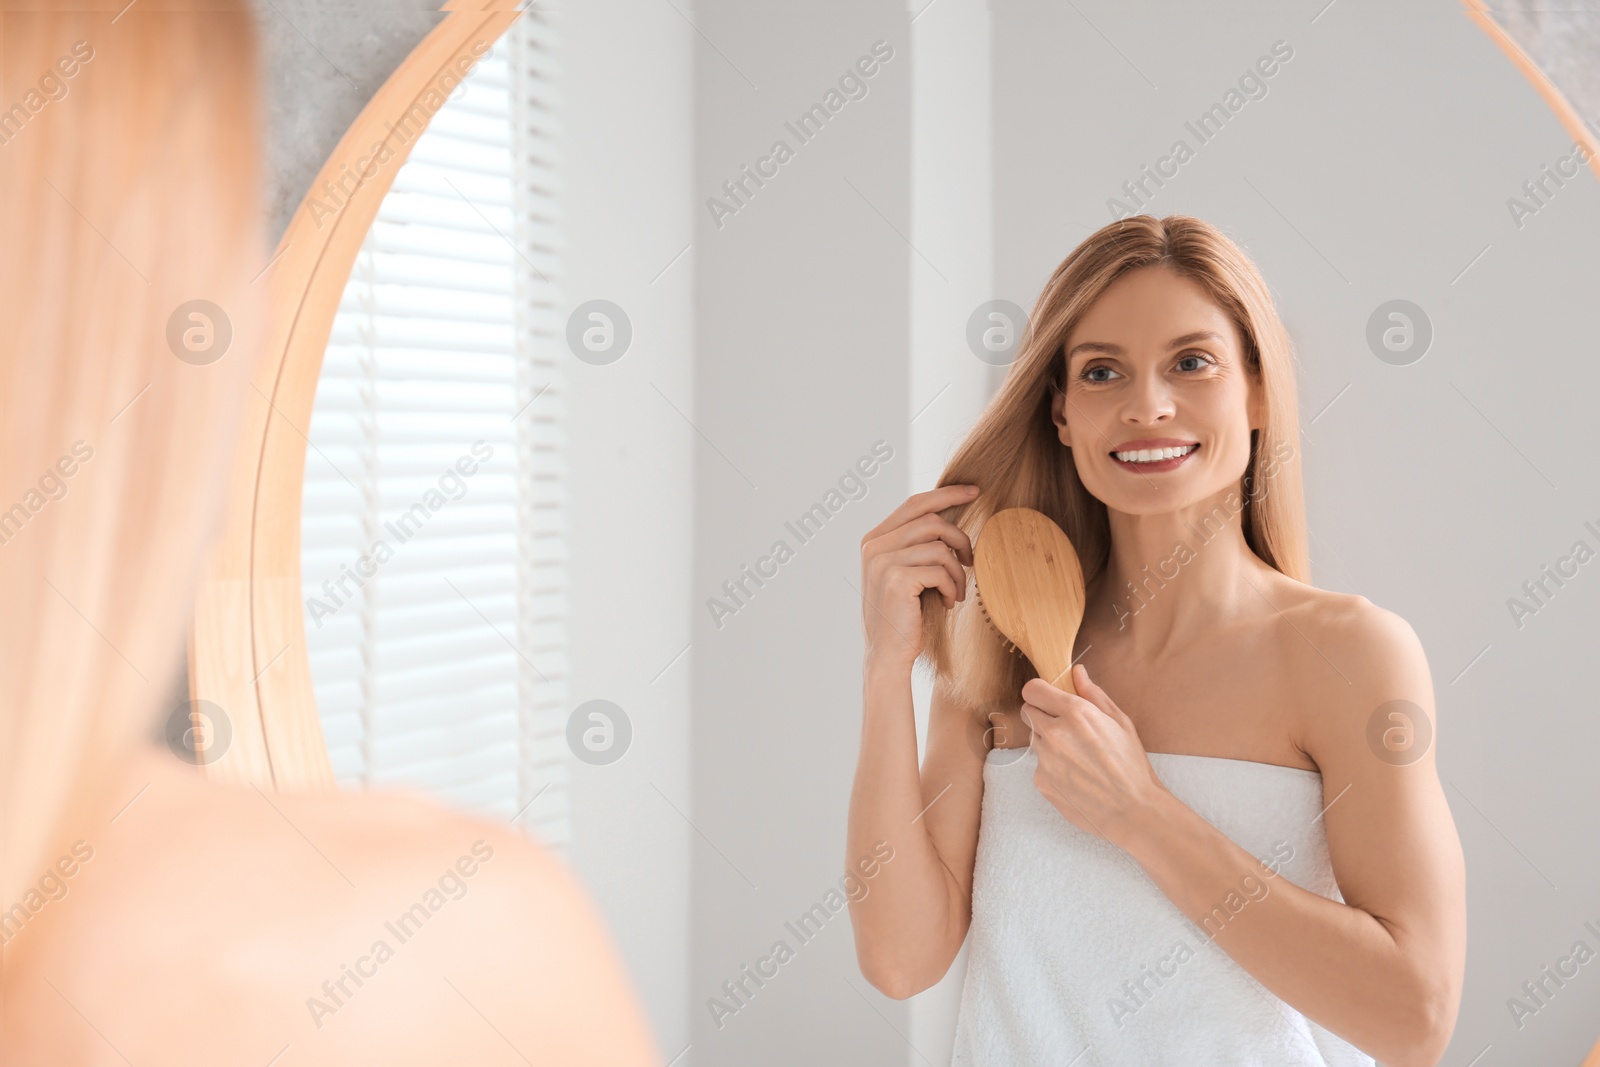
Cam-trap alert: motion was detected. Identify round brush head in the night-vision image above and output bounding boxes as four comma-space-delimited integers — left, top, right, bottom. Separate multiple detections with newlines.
971, 507, 1087, 692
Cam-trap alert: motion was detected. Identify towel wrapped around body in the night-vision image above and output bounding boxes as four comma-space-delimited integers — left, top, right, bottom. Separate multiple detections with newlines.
950, 746, 1377, 1067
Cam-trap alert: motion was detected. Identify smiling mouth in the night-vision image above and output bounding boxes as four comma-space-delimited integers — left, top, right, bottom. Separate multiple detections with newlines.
1110, 443, 1200, 465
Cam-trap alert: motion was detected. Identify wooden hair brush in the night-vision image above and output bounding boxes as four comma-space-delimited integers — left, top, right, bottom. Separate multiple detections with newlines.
972, 507, 1087, 696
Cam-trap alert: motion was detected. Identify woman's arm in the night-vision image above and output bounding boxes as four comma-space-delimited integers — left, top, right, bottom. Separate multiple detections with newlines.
848, 664, 988, 998
1026, 602, 1465, 1067
846, 485, 988, 998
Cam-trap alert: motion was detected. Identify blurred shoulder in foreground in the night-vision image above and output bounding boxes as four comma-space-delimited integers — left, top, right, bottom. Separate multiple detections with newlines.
2, 743, 661, 1066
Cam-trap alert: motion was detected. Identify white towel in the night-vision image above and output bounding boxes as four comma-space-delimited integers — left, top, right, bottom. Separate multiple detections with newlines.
949, 747, 1377, 1067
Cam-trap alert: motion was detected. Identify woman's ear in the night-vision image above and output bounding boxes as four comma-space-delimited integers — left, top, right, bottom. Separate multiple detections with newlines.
1050, 381, 1072, 447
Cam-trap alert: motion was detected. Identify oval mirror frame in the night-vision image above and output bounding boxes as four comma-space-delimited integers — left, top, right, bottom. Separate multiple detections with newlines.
188, 1, 524, 790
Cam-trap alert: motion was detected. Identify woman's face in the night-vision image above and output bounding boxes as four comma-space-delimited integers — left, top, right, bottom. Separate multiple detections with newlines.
1050, 264, 1262, 516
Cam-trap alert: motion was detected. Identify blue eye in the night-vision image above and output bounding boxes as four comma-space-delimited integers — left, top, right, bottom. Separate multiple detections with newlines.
1076, 351, 1216, 382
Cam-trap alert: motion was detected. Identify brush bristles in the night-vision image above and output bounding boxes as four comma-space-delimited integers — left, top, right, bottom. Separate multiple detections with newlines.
973, 585, 1020, 655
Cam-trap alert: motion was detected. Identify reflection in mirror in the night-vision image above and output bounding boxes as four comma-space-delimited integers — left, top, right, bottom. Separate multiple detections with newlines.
232, 3, 1600, 1064
299, 19, 567, 845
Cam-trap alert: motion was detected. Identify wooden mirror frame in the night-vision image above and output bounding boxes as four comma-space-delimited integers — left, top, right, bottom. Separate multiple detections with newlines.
1461, 0, 1600, 184
188, 1, 523, 790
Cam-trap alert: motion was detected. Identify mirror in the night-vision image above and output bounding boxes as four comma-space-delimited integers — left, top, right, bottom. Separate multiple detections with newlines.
189, 4, 524, 791
192, 2, 1600, 1064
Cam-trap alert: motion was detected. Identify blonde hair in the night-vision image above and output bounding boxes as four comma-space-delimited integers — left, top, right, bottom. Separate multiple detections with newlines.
0, 3, 264, 906
918, 214, 1309, 713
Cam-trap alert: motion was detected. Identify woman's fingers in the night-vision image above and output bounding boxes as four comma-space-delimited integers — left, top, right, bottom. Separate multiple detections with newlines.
871, 539, 968, 602
899, 564, 959, 608
865, 511, 974, 574
1021, 678, 1078, 717
858, 486, 980, 666
859, 485, 977, 563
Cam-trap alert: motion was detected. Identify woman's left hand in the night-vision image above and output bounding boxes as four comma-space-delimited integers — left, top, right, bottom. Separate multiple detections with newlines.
1022, 662, 1174, 849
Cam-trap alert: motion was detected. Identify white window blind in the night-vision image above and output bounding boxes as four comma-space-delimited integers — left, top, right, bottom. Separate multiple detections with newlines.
301, 13, 569, 851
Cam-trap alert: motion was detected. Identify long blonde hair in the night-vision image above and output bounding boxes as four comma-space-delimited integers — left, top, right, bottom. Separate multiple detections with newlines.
0, 3, 264, 906
919, 214, 1309, 713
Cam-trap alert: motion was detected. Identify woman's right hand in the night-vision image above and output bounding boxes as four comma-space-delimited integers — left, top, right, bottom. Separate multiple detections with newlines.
858, 484, 980, 671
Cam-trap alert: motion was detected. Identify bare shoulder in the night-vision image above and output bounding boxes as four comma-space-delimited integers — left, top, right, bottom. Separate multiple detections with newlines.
272, 779, 556, 888
1260, 572, 1368, 631
1263, 574, 1426, 677
255, 784, 666, 1064
1268, 580, 1435, 760
162, 772, 595, 929
4, 759, 660, 1067
1291, 587, 1429, 689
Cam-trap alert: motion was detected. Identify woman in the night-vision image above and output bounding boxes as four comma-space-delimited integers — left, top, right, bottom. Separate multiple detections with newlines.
0, 6, 657, 1064
847, 215, 1466, 1066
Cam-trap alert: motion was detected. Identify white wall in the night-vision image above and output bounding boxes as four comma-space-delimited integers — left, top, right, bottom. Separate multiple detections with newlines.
688, 3, 915, 1064
907, 0, 997, 1062
561, 1, 694, 1059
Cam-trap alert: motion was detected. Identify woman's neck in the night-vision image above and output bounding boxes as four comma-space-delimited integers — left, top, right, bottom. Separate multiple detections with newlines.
1087, 501, 1273, 660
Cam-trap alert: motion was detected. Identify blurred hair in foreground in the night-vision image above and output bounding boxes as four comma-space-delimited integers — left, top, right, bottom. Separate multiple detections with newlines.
0, 0, 266, 911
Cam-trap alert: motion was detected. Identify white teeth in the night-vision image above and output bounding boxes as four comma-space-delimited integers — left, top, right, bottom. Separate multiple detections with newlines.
1114, 444, 1197, 463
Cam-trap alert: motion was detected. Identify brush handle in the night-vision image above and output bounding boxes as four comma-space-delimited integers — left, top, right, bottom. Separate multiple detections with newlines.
1045, 662, 1078, 695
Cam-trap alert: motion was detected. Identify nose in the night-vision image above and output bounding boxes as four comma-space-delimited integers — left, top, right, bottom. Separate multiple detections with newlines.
1121, 370, 1176, 426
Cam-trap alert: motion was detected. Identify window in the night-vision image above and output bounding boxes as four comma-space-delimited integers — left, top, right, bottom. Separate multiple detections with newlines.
300, 14, 569, 850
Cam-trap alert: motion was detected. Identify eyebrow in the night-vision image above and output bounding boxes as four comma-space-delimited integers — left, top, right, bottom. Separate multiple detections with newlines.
1065, 331, 1226, 362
